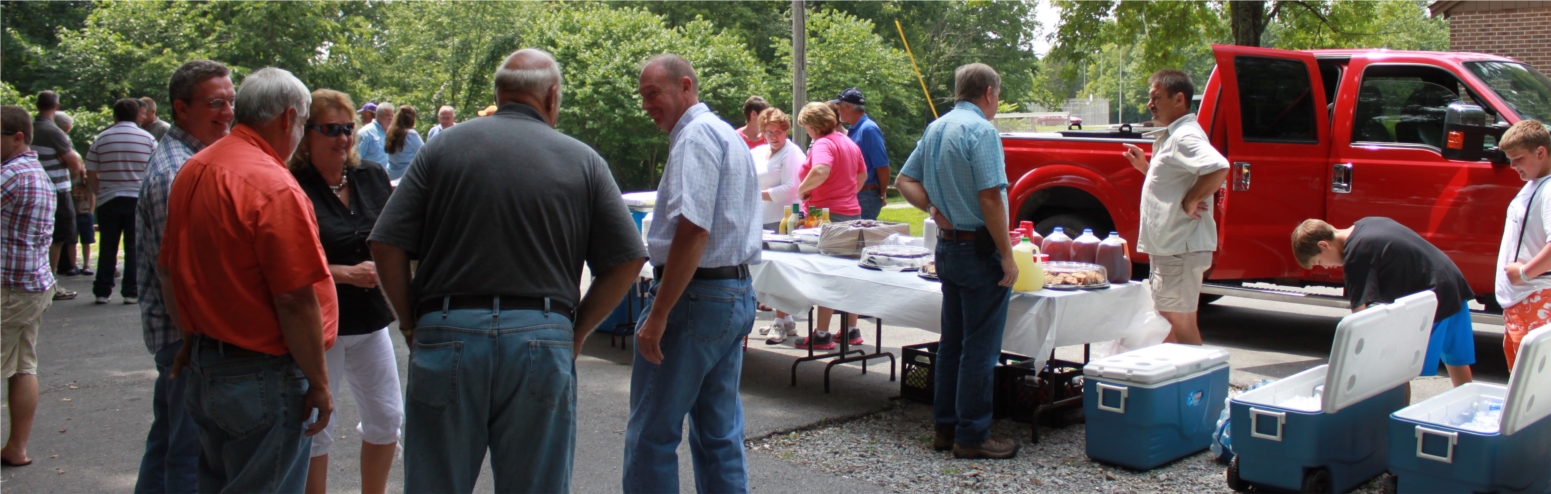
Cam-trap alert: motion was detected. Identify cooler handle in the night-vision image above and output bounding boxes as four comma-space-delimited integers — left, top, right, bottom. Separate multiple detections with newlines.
1249, 408, 1286, 442
1415, 426, 1458, 464
1096, 382, 1128, 414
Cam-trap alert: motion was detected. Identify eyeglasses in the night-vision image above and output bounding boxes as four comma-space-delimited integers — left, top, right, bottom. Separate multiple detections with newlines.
307, 123, 354, 137
200, 98, 234, 110
762, 128, 787, 137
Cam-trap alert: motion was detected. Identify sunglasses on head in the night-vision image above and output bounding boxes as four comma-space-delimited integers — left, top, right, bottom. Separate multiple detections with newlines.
1, 130, 17, 136
307, 123, 354, 137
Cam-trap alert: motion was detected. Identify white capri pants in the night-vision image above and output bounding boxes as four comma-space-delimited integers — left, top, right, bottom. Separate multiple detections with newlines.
311, 329, 404, 457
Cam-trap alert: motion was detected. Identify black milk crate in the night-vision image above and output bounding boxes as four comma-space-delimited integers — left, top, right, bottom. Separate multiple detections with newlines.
899, 342, 1030, 410
997, 358, 1086, 425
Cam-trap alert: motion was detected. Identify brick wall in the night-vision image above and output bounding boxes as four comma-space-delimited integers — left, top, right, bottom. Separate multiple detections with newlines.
1448, 6, 1551, 73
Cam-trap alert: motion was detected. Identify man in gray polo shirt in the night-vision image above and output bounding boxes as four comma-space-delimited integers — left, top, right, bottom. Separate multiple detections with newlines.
370, 48, 646, 493
1122, 69, 1229, 345
32, 91, 83, 301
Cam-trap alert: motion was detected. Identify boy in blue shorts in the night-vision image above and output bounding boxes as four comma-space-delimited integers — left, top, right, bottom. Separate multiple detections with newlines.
1292, 217, 1475, 387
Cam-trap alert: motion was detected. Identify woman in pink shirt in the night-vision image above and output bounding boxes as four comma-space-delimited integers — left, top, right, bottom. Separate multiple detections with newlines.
796, 101, 865, 221
790, 102, 867, 350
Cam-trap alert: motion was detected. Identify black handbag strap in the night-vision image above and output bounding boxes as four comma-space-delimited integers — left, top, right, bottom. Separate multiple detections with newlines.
1516, 177, 1551, 263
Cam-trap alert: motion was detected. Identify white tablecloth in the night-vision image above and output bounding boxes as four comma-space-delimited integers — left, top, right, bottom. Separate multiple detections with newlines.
749, 251, 1153, 371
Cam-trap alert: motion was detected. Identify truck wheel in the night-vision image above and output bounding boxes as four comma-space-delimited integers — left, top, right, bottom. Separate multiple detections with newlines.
1300, 467, 1332, 494
1033, 212, 1112, 238
1200, 294, 1224, 306
1226, 456, 1248, 492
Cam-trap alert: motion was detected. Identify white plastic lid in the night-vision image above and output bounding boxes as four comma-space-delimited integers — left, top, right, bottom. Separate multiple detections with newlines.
1503, 325, 1551, 436
1322, 290, 1437, 414
621, 191, 658, 208
1083, 343, 1230, 385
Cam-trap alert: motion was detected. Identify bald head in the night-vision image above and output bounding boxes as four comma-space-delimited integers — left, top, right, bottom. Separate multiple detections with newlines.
637, 53, 700, 132
494, 48, 563, 126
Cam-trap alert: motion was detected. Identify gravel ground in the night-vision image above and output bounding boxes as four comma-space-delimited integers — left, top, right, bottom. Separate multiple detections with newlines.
749, 401, 1391, 493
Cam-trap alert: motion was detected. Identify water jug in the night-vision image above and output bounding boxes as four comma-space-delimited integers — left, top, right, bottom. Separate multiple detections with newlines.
923, 218, 938, 251
1096, 231, 1132, 284
1042, 227, 1073, 262
1013, 237, 1044, 292
1073, 228, 1102, 264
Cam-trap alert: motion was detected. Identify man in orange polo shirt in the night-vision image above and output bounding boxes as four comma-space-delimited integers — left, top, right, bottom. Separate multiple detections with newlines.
159, 67, 337, 494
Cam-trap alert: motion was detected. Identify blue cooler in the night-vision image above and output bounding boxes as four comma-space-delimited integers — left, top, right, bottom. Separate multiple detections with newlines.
1228, 291, 1438, 493
1084, 344, 1230, 470
622, 191, 657, 233
1387, 325, 1551, 493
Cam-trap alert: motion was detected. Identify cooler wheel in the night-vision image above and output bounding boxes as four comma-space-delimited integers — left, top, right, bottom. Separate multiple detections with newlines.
1301, 467, 1332, 494
1379, 473, 1397, 494
1225, 456, 1247, 492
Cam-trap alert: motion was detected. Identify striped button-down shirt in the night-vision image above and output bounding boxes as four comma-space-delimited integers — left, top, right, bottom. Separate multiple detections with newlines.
898, 101, 1007, 229
85, 121, 157, 202
2, 151, 57, 292
135, 125, 207, 354
645, 103, 762, 268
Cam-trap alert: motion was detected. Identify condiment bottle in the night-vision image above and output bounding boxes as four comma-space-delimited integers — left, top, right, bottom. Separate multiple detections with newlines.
1042, 227, 1073, 262
1013, 237, 1044, 292
1073, 228, 1101, 264
1096, 231, 1133, 284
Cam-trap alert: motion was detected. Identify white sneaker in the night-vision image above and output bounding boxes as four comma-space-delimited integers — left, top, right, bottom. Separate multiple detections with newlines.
764, 319, 796, 344
95, 296, 109, 305
123, 297, 138, 304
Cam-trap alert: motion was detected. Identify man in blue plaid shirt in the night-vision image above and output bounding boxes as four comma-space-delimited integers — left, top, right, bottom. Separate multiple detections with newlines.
132, 59, 234, 493
2, 105, 57, 468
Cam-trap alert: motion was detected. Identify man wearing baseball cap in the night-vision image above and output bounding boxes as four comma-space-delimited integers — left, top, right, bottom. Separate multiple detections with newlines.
832, 88, 889, 220
357, 102, 377, 130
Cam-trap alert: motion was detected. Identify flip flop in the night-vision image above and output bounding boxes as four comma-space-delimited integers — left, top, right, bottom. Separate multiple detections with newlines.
1, 457, 32, 467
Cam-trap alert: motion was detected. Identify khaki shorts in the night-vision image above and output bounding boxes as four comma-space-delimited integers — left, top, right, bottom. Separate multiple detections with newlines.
1149, 252, 1212, 313
3, 286, 53, 378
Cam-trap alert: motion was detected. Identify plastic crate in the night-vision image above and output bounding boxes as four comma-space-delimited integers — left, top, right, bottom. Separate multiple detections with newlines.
899, 342, 1027, 409
998, 358, 1086, 425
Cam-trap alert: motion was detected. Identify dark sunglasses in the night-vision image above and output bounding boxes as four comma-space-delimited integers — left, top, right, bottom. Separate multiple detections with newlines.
307, 123, 354, 137
1, 130, 17, 136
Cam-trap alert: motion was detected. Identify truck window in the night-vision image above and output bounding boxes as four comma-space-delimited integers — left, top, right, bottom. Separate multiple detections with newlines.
1351, 79, 1458, 148
1465, 61, 1551, 123
1234, 56, 1318, 143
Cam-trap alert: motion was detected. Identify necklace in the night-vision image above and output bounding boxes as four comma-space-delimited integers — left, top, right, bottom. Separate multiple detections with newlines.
328, 172, 349, 195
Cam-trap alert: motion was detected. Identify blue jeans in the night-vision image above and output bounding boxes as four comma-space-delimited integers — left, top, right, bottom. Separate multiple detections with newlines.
183, 338, 313, 494
404, 307, 576, 494
933, 238, 1011, 446
93, 197, 137, 298
857, 189, 885, 220
623, 278, 755, 494
135, 341, 200, 494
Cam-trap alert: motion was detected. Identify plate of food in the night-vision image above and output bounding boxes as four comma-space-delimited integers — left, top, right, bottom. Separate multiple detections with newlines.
917, 261, 939, 281
1041, 261, 1110, 290
858, 245, 932, 272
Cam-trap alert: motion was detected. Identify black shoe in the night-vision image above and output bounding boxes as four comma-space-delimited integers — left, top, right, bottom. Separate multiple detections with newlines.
59, 268, 78, 276
79, 268, 94, 276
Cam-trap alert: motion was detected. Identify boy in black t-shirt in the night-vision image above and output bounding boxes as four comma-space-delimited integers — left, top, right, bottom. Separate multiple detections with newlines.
1291, 217, 1476, 387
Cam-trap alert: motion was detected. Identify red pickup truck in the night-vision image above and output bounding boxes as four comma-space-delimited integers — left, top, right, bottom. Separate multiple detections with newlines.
1003, 45, 1551, 313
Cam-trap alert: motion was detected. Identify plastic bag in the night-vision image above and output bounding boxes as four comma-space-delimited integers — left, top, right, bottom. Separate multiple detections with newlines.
1090, 311, 1173, 359
882, 233, 924, 248
1211, 379, 1274, 463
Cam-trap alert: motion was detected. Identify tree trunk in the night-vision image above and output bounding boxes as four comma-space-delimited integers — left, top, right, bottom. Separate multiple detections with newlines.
1229, 1, 1266, 47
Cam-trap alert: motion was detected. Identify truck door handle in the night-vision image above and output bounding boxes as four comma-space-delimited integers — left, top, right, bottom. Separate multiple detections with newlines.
1332, 163, 1353, 194
1233, 162, 1251, 191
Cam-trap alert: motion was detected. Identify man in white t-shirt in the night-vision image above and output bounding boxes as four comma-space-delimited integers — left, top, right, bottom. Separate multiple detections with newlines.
1496, 120, 1551, 370
85, 98, 157, 305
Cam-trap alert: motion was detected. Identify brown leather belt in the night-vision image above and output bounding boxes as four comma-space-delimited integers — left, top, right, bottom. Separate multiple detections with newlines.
652, 264, 751, 281
937, 228, 977, 241
415, 295, 574, 320
859, 184, 879, 192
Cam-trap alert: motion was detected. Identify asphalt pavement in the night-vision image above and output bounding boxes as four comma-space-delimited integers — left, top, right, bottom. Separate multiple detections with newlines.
1, 268, 1512, 493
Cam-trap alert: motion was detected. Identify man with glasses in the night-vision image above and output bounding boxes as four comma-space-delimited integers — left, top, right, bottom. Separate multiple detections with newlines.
133, 59, 234, 493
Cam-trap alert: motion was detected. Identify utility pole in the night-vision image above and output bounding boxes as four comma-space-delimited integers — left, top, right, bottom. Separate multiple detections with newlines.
793, 0, 807, 148
1117, 47, 1123, 125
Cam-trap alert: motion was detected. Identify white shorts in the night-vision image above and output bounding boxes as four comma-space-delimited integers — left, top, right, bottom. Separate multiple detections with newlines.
1149, 252, 1212, 313
311, 329, 404, 457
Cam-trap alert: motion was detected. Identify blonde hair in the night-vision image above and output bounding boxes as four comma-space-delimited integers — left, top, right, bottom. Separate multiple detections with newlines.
1501, 120, 1551, 155
797, 101, 838, 135
759, 107, 789, 132
1291, 219, 1336, 270
289, 89, 361, 173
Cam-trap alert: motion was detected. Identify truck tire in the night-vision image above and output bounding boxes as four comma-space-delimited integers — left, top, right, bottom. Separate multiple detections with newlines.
1033, 212, 1113, 239
1201, 294, 1224, 306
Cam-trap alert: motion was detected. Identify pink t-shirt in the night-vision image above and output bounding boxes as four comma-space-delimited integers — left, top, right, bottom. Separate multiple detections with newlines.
800, 132, 863, 216
735, 126, 764, 149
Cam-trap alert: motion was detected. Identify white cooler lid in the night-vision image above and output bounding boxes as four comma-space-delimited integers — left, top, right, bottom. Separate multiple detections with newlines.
622, 191, 658, 208
1322, 290, 1436, 414
1503, 325, 1551, 436
1083, 343, 1230, 385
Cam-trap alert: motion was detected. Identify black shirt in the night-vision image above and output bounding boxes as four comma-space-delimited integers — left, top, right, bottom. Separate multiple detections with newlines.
368, 103, 647, 309
294, 159, 396, 335
1343, 217, 1474, 320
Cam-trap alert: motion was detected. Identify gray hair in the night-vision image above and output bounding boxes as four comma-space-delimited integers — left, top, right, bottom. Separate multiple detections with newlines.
234, 67, 310, 126
376, 102, 393, 120
493, 56, 563, 101
437, 105, 455, 117
841, 101, 866, 113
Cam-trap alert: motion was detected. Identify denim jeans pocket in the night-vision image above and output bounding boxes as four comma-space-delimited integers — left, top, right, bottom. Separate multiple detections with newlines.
204, 372, 271, 437
408, 340, 462, 408
938, 246, 999, 290
526, 340, 575, 410
679, 289, 739, 343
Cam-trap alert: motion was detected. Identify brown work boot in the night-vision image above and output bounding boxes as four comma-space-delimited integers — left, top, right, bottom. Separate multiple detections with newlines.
952, 435, 1020, 459
933, 427, 954, 451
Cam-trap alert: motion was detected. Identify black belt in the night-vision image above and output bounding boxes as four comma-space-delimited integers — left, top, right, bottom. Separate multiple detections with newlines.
938, 228, 977, 241
415, 295, 574, 320
859, 184, 880, 192
191, 334, 269, 358
652, 264, 750, 281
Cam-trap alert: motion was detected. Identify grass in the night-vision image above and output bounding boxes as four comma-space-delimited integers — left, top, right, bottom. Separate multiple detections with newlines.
877, 196, 928, 236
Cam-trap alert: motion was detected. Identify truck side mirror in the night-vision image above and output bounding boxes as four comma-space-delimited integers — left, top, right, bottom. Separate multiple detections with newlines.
1442, 103, 1508, 164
